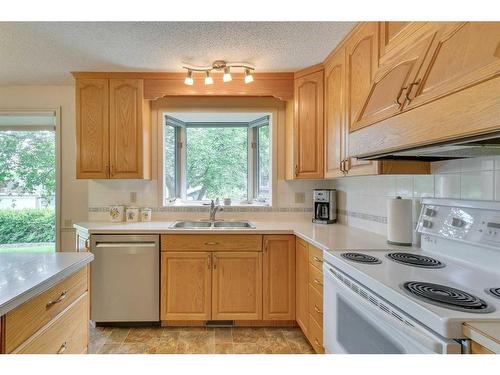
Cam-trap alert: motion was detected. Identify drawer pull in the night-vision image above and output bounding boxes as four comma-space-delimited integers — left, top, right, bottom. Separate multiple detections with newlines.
314, 305, 323, 314
47, 291, 67, 307
314, 279, 323, 287
314, 338, 321, 347
313, 256, 323, 263
204, 241, 219, 245
57, 342, 67, 354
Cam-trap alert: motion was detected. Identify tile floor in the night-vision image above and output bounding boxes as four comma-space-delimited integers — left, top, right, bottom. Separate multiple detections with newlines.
89, 325, 315, 354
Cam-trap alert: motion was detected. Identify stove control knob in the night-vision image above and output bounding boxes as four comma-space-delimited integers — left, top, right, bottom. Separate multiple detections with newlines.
451, 218, 465, 228
422, 219, 433, 229
424, 208, 436, 217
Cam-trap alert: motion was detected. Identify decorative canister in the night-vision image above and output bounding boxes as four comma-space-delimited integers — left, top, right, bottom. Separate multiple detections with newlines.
109, 205, 125, 222
125, 207, 139, 222
140, 208, 152, 222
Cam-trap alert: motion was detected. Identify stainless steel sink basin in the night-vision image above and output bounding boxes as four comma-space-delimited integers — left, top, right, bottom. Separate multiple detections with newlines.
169, 220, 255, 229
169, 221, 212, 229
213, 221, 255, 228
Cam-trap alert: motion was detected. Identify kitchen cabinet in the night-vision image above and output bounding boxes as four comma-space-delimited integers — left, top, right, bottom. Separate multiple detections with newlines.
263, 235, 296, 320
291, 66, 324, 179
306, 244, 324, 354
1, 267, 89, 354
471, 341, 494, 354
379, 22, 427, 59
212, 252, 262, 320
295, 237, 309, 335
76, 78, 151, 179
160, 252, 212, 321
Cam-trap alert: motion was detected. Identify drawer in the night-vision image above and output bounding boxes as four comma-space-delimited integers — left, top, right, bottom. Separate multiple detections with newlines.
308, 284, 323, 326
308, 314, 324, 354
308, 245, 323, 271
14, 293, 89, 354
161, 234, 262, 252
5, 267, 88, 353
308, 263, 323, 295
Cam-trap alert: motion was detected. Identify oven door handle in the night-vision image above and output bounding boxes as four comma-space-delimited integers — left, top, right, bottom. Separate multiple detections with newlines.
327, 267, 447, 353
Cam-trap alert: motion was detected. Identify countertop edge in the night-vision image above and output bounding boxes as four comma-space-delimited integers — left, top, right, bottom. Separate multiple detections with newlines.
463, 323, 500, 354
0, 253, 94, 316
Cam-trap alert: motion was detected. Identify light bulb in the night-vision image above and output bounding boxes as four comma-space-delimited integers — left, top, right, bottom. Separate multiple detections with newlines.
244, 68, 254, 84
223, 67, 232, 82
204, 71, 214, 85
184, 70, 193, 86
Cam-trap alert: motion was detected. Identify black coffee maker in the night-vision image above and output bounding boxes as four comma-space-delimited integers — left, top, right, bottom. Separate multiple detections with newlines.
312, 189, 337, 224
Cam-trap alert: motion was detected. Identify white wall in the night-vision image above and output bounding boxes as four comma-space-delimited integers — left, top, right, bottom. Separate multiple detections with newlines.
0, 85, 88, 251
334, 156, 500, 237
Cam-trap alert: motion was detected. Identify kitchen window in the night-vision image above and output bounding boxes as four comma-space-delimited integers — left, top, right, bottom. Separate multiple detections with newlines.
163, 113, 271, 205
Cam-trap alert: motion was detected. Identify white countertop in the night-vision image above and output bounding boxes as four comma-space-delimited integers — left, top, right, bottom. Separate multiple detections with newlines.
0, 252, 94, 316
74, 220, 411, 253
463, 321, 500, 353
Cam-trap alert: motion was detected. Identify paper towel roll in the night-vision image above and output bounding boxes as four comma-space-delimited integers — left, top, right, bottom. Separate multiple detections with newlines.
387, 197, 413, 246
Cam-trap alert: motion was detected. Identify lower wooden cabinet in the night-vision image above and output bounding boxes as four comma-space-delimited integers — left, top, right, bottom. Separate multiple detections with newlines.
212, 252, 262, 320
471, 340, 494, 354
263, 235, 296, 320
295, 237, 310, 335
160, 252, 212, 321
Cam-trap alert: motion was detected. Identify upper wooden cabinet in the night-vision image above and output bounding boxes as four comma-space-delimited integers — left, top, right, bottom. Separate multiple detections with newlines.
263, 235, 296, 321
324, 48, 347, 178
379, 22, 427, 59
292, 67, 324, 179
405, 22, 500, 110
75, 78, 151, 179
76, 79, 109, 179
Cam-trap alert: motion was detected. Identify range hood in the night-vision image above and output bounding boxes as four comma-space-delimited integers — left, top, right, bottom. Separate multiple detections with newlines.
359, 131, 500, 161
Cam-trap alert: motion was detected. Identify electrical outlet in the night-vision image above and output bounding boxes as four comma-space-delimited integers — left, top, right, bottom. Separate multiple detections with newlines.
130, 192, 137, 203
294, 192, 305, 204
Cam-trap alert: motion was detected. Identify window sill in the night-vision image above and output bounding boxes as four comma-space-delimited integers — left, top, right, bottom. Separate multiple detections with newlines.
163, 201, 271, 208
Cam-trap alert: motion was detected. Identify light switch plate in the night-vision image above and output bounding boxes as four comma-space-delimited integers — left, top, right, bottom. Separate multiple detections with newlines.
294, 192, 305, 204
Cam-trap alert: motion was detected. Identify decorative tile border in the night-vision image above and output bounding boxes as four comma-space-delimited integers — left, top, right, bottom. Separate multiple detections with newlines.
89, 206, 313, 213
337, 209, 387, 224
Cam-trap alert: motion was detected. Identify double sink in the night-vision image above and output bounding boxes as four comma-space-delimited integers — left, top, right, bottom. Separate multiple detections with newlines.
169, 220, 256, 229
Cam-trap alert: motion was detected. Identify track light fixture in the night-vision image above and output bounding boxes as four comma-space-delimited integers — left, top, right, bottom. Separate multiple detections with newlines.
182, 60, 255, 86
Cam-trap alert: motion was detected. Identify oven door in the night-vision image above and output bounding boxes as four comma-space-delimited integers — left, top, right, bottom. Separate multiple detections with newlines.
324, 264, 462, 354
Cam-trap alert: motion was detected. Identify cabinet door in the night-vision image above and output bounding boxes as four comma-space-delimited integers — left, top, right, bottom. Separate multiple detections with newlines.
324, 48, 347, 179
161, 252, 212, 321
294, 69, 324, 179
263, 235, 295, 320
295, 238, 309, 335
109, 79, 148, 179
212, 252, 262, 320
354, 32, 437, 129
76, 79, 109, 179
406, 22, 500, 109
345, 22, 379, 175
379, 22, 427, 58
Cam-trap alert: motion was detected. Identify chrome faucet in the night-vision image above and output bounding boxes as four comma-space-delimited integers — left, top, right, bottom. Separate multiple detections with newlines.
209, 198, 223, 221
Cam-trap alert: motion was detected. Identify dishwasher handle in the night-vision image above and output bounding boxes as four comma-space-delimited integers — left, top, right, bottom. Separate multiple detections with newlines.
95, 242, 157, 248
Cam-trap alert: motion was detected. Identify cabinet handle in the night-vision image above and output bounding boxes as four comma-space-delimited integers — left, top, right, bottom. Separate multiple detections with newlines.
395, 86, 408, 108
405, 79, 421, 102
314, 305, 323, 314
294, 164, 298, 177
213, 255, 217, 269
84, 239, 90, 250
47, 291, 68, 307
313, 256, 323, 263
314, 338, 321, 347
57, 342, 67, 354
314, 278, 323, 287
204, 241, 219, 246
340, 160, 345, 173
207, 254, 211, 270
110, 165, 114, 177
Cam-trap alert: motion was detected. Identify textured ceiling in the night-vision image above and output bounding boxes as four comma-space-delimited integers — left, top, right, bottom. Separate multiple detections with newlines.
0, 22, 355, 85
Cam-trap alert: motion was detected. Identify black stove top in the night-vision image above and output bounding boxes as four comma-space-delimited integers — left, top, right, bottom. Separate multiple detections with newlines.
403, 281, 494, 313
386, 252, 445, 269
340, 252, 381, 264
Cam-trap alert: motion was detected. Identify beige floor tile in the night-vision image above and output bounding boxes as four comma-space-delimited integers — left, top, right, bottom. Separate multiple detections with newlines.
214, 343, 234, 354
105, 328, 130, 344
233, 343, 259, 354
232, 327, 267, 343
214, 327, 232, 343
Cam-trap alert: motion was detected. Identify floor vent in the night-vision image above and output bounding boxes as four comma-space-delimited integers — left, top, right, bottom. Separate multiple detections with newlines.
205, 320, 234, 328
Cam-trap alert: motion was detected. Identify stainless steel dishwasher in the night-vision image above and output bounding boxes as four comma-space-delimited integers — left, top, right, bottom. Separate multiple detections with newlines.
90, 234, 159, 323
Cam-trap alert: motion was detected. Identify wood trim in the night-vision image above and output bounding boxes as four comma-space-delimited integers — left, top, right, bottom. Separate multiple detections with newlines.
323, 22, 364, 65
160, 320, 297, 327
72, 72, 294, 101
294, 63, 324, 79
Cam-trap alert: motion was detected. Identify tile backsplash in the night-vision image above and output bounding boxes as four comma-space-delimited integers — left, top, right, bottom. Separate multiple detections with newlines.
334, 156, 500, 237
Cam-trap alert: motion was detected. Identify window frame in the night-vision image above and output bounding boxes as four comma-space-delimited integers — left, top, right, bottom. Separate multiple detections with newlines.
162, 113, 271, 206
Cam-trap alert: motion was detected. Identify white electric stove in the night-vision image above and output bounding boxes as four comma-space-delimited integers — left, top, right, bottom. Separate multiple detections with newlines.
323, 198, 500, 354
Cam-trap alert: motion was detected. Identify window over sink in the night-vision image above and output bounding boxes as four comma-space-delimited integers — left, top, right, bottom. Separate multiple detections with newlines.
162, 112, 272, 206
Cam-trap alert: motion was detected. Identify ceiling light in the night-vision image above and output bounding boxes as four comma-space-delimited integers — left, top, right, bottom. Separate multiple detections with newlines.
204, 71, 214, 85
184, 70, 193, 86
244, 68, 254, 84
223, 67, 232, 82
